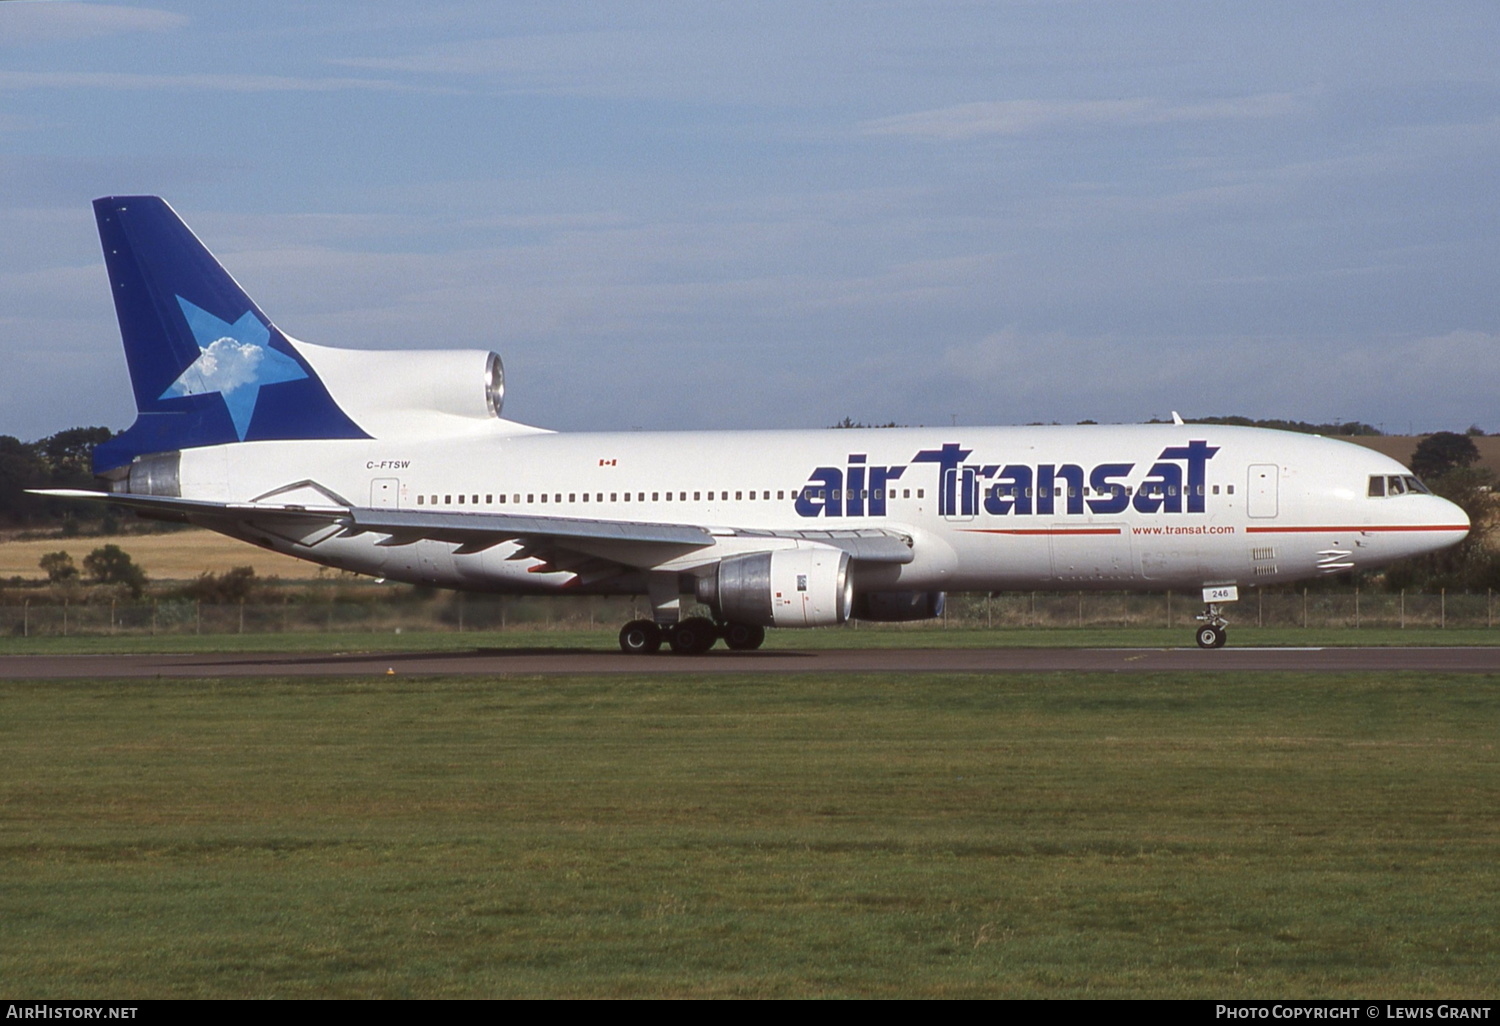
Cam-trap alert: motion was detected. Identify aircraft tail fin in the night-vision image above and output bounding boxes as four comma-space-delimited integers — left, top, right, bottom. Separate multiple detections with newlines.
92, 196, 366, 474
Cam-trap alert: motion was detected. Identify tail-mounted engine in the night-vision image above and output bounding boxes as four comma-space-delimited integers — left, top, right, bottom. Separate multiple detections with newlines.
289, 345, 506, 437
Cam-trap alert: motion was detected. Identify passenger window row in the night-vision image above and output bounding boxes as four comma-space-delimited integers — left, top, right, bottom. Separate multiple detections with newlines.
414, 488, 863, 508
986, 484, 1230, 498
411, 481, 1243, 508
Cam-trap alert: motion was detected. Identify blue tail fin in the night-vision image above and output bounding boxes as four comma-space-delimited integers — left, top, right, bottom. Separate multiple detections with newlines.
92, 196, 367, 473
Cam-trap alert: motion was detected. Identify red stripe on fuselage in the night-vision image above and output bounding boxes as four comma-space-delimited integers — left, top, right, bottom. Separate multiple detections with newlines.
1244, 524, 1469, 534
961, 524, 1465, 536
961, 528, 1122, 536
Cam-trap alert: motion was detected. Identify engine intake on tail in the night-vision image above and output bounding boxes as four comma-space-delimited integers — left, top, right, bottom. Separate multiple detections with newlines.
696, 548, 851, 627
287, 343, 506, 436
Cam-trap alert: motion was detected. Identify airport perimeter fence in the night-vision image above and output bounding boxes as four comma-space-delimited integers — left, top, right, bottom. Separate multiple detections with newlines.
933, 589, 1498, 631
0, 587, 1496, 637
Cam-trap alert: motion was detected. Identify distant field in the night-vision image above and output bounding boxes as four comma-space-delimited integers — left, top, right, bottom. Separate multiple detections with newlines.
2, 670, 1496, 998
1344, 433, 1500, 475
0, 529, 322, 580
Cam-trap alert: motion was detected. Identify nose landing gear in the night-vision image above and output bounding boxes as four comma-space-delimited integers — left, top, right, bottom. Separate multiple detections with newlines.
1194, 602, 1230, 648
1192, 586, 1239, 649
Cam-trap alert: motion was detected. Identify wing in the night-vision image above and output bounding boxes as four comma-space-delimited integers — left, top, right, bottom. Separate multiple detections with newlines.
30, 490, 915, 576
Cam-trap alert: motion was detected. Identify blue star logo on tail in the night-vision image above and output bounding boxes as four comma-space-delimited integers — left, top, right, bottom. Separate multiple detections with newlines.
161, 296, 308, 440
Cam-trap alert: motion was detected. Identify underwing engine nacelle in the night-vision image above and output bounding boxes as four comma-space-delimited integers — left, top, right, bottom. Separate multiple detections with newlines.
852, 590, 946, 622
696, 548, 852, 627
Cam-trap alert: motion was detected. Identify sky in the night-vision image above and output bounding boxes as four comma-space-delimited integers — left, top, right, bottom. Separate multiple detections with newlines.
2, 0, 1498, 441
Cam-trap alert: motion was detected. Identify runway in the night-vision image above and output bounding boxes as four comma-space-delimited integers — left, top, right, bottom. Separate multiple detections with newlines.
2, 646, 1499, 678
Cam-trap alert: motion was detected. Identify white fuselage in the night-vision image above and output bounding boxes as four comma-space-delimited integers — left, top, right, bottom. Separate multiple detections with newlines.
170, 423, 1469, 596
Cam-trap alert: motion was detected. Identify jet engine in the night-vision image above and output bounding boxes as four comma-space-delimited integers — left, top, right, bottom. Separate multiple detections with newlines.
696, 548, 851, 627
289, 342, 506, 435
851, 590, 946, 622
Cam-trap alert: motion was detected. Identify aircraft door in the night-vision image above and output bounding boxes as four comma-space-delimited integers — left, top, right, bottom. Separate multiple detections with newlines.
1247, 464, 1278, 518
941, 467, 979, 521
371, 478, 400, 508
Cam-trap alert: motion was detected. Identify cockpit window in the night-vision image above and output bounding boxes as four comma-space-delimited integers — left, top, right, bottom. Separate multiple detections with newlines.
1369, 474, 1433, 498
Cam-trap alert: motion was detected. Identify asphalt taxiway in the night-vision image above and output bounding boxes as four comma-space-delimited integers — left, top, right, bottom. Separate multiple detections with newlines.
1, 646, 1498, 678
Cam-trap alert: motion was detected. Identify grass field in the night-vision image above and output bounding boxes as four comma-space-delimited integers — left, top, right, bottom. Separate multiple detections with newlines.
2, 671, 1497, 998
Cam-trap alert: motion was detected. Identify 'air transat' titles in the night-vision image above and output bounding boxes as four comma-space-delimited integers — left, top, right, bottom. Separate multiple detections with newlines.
795, 440, 1220, 519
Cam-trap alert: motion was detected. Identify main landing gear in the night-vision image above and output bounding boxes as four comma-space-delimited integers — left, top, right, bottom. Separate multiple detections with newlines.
617, 618, 766, 655
619, 572, 766, 655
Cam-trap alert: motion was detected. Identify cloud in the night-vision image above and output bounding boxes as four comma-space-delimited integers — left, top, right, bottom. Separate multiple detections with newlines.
861, 93, 1300, 140
0, 69, 446, 94
342, 32, 647, 81
0, 262, 109, 316
919, 328, 1500, 434
0, 314, 134, 440
337, 28, 823, 103
0, 2, 187, 45
338, 29, 717, 99
333, 19, 930, 107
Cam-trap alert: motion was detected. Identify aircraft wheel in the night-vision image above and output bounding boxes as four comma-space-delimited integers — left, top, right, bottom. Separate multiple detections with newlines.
670, 616, 719, 655
619, 619, 663, 654
1195, 625, 1226, 649
722, 622, 766, 650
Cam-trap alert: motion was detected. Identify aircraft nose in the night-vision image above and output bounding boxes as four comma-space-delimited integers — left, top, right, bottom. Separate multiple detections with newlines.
1383, 494, 1471, 564
1428, 493, 1471, 544
1443, 495, 1472, 539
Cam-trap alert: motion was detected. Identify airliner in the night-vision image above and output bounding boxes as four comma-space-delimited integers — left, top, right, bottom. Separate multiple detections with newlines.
36, 197, 1470, 652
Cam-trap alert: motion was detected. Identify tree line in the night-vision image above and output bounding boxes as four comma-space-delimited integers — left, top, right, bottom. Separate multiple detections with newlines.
1385, 432, 1497, 592
0, 427, 115, 531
